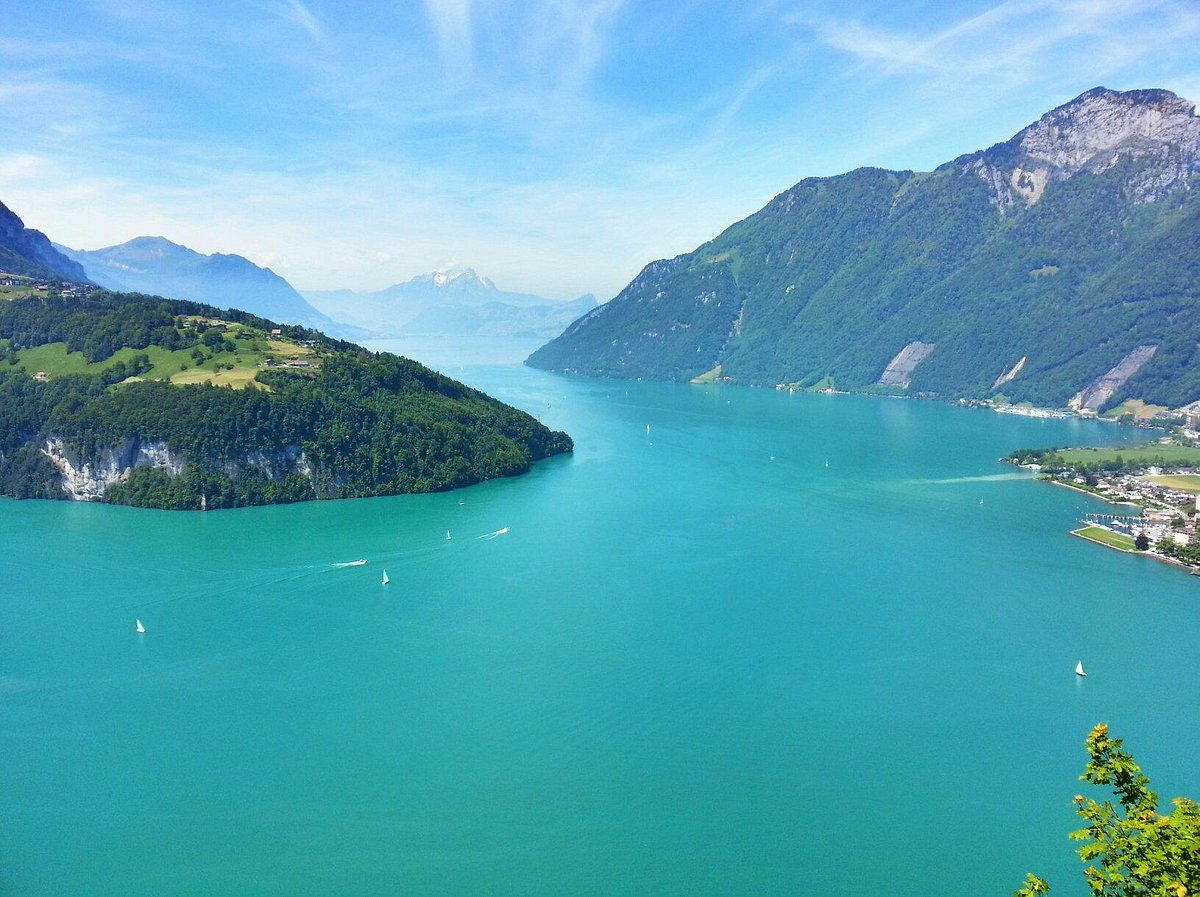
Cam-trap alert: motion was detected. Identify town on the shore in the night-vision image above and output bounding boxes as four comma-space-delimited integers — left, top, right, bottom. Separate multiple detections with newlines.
1008, 410, 1200, 573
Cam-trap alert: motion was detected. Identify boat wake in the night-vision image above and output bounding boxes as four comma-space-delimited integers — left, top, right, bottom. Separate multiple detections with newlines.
330, 559, 368, 568
477, 527, 510, 540
909, 473, 1032, 485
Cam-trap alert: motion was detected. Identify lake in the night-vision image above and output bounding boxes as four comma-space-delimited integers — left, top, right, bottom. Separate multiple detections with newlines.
2, 343, 1198, 896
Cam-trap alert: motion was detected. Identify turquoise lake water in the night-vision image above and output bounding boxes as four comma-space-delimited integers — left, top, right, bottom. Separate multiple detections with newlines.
3, 346, 1199, 896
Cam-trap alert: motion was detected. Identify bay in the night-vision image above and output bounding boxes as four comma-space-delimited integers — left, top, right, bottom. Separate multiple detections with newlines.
2, 342, 1198, 896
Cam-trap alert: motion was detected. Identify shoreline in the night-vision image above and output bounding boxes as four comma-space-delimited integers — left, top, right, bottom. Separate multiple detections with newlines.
1070, 526, 1198, 574
1047, 477, 1141, 506
1053, 476, 1200, 576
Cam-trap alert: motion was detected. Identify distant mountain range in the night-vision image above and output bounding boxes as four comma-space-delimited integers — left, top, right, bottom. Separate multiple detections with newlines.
303, 269, 599, 339
56, 237, 339, 333
0, 201, 89, 282
528, 87, 1200, 412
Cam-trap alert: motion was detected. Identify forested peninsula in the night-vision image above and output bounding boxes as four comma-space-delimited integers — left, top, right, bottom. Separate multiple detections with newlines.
0, 291, 572, 509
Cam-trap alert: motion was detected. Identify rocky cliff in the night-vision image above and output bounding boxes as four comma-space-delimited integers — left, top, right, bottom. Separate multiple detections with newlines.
41, 436, 314, 502
965, 87, 1200, 209
0, 201, 89, 281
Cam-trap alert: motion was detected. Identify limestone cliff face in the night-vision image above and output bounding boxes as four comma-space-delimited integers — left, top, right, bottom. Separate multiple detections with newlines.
963, 87, 1200, 209
40, 436, 314, 502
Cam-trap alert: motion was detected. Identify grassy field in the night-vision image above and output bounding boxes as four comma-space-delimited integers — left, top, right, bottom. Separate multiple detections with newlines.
1072, 526, 1137, 550
1103, 399, 1170, 420
3, 325, 323, 391
1145, 474, 1200, 493
5, 341, 268, 381
1055, 444, 1200, 466
170, 365, 265, 388
5, 341, 109, 376
266, 339, 314, 359
0, 274, 48, 301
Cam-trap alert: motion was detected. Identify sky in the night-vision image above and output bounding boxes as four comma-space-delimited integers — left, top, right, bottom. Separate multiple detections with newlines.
1, 0, 1198, 300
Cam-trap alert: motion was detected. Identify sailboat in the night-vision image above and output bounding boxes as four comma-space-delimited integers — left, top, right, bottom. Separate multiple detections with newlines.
381, 570, 390, 586
445, 530, 452, 541
135, 619, 145, 634
1075, 661, 1087, 677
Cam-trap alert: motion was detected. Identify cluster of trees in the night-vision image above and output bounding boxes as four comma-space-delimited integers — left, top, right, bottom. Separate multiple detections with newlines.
1007, 448, 1186, 475
0, 290, 352, 362
1153, 536, 1200, 566
530, 135, 1200, 413
0, 293, 572, 509
0, 291, 193, 360
1016, 724, 1199, 896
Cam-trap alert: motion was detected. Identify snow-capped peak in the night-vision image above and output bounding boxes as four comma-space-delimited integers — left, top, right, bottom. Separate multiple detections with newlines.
426, 267, 494, 288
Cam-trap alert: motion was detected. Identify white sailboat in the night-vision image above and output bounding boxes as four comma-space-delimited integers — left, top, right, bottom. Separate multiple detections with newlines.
381, 570, 390, 585
445, 530, 452, 541
135, 619, 145, 634
1075, 661, 1087, 677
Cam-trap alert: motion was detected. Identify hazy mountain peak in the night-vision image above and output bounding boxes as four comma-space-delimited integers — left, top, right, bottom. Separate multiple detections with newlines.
58, 236, 336, 331
302, 269, 598, 338
408, 268, 497, 290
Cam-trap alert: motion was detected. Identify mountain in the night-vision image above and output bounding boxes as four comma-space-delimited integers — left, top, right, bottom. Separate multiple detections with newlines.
0, 201, 89, 281
303, 268, 599, 338
528, 87, 1200, 412
58, 237, 339, 332
0, 290, 572, 509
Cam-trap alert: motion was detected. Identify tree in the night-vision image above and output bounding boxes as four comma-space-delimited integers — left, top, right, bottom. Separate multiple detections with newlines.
1135, 531, 1151, 551
1016, 724, 1200, 896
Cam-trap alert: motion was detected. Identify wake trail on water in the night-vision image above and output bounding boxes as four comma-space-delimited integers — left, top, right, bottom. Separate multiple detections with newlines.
477, 527, 510, 540
907, 473, 1035, 485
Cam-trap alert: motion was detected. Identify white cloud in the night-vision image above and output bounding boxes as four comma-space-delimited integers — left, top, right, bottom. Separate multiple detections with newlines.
0, 154, 56, 183
423, 0, 473, 79
273, 0, 326, 41
800, 0, 1200, 85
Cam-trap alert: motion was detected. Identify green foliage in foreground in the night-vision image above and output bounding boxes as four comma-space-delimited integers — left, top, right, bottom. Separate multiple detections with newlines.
1016, 724, 1200, 897
0, 293, 572, 509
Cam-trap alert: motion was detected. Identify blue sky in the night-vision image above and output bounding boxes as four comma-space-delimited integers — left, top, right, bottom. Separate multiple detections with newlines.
1, 0, 1198, 299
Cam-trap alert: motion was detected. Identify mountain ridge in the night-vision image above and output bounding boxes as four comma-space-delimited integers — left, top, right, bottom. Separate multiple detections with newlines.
58, 236, 339, 333
303, 268, 598, 338
527, 86, 1200, 411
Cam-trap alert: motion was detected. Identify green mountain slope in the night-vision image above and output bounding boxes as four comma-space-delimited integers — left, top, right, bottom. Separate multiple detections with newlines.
0, 292, 571, 509
528, 87, 1200, 411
